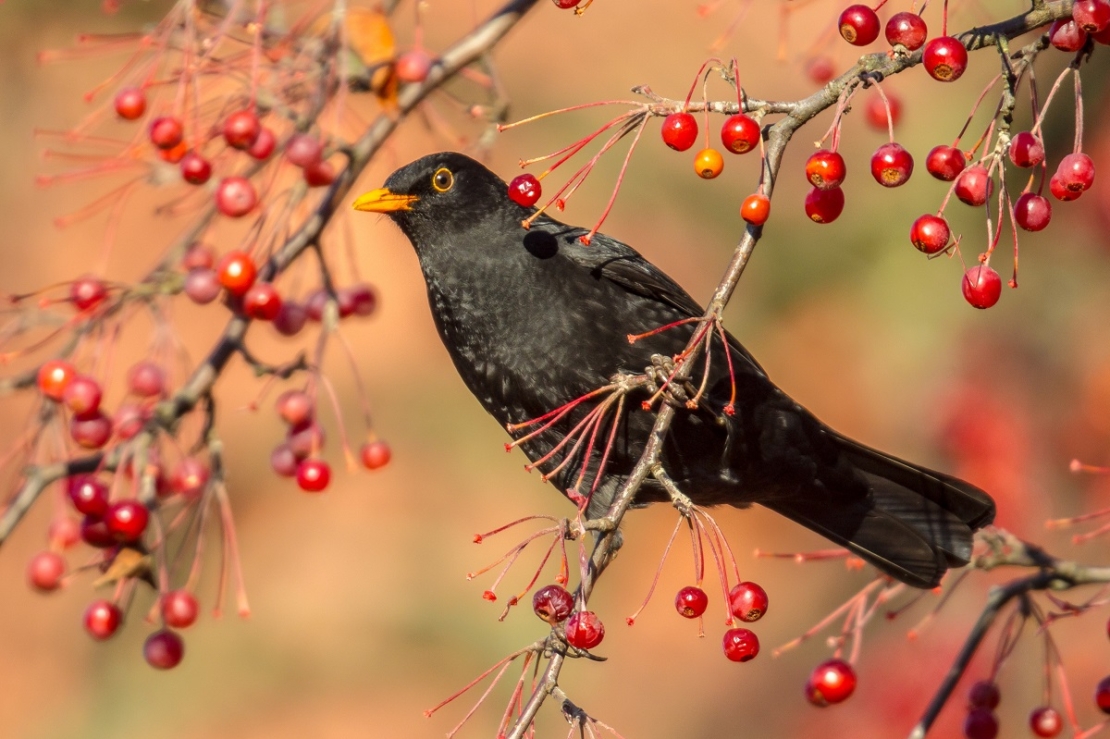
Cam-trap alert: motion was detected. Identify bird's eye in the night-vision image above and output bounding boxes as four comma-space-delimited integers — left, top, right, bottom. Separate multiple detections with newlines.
432, 168, 454, 193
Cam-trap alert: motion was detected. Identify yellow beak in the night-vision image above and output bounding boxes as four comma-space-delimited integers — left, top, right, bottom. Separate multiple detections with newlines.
352, 188, 419, 213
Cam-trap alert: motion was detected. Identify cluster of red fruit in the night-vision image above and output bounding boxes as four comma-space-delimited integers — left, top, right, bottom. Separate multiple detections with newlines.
959, 680, 1069, 739
113, 87, 338, 218
838, 6, 968, 82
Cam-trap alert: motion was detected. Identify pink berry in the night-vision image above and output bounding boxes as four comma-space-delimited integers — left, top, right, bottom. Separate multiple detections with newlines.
395, 49, 433, 83
285, 134, 323, 168
962, 266, 1002, 309
728, 581, 769, 622
185, 267, 222, 304
360, 440, 392, 470
661, 112, 698, 152
722, 627, 759, 662
1050, 19, 1088, 51
910, 214, 951, 254
839, 4, 880, 46
223, 109, 261, 150
926, 145, 967, 181
63, 374, 103, 416
565, 611, 605, 649
870, 142, 914, 187
248, 127, 276, 160
180, 152, 212, 185
114, 87, 146, 120
806, 56, 836, 84
70, 275, 108, 312
70, 411, 112, 449
144, 630, 185, 669
128, 360, 166, 397
1014, 192, 1052, 232
955, 165, 993, 206
533, 584, 574, 624
720, 114, 760, 155
276, 390, 314, 427
270, 444, 299, 477
161, 590, 199, 628
303, 159, 336, 187
105, 500, 149, 542
806, 658, 857, 706
923, 36, 968, 82
1029, 706, 1063, 738
27, 551, 66, 592
49, 517, 81, 549
84, 599, 123, 640
287, 421, 326, 459
1008, 132, 1045, 168
674, 586, 708, 618
885, 11, 927, 50
804, 186, 845, 224
508, 173, 542, 207
296, 458, 331, 492
114, 404, 147, 440
215, 176, 258, 218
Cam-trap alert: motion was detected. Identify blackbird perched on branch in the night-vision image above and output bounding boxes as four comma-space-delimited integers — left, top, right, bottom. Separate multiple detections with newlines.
353, 151, 995, 589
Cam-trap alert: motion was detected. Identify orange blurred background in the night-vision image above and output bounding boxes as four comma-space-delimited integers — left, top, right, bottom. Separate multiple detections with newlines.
2, 1, 1110, 738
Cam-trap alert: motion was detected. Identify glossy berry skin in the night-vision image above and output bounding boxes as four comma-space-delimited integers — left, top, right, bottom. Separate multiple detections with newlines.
285, 134, 323, 168
722, 627, 759, 662
215, 176, 258, 218
728, 581, 769, 622
1050, 174, 1082, 202
804, 186, 844, 224
70, 411, 112, 449
1029, 706, 1063, 738
955, 166, 992, 206
128, 360, 166, 397
565, 611, 605, 649
1008, 132, 1045, 168
360, 440, 392, 470
661, 112, 698, 152
694, 148, 724, 179
805, 659, 857, 706
1075, 0, 1110, 32
963, 708, 999, 739
180, 152, 212, 185
27, 551, 66, 592
838, 5, 880, 46
805, 150, 846, 190
968, 680, 1001, 709
71, 276, 108, 312
217, 251, 257, 295
532, 584, 574, 624
113, 87, 146, 120
243, 283, 283, 321
1097, 675, 1110, 714
1056, 153, 1096, 193
296, 459, 331, 492
870, 143, 914, 187
144, 630, 185, 670
923, 36, 968, 82
106, 500, 149, 542
1014, 192, 1051, 232
248, 127, 276, 160
222, 110, 261, 150
81, 516, 116, 548
885, 12, 927, 50
149, 116, 184, 150
674, 586, 709, 618
396, 49, 433, 83
161, 590, 199, 628
962, 266, 1002, 309
910, 214, 951, 254
63, 374, 103, 416
926, 145, 966, 181
38, 359, 76, 401
552, 0, 578, 8
741, 194, 770, 226
84, 599, 123, 640
1050, 19, 1088, 51
508, 173, 542, 207
720, 114, 760, 154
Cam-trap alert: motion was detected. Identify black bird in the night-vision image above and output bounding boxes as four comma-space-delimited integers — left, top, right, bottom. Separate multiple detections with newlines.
353, 152, 995, 589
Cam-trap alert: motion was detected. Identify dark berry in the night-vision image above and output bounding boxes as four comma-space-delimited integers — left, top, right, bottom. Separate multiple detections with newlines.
661, 112, 698, 152
962, 265, 1002, 309
84, 599, 123, 640
533, 584, 574, 624
805, 658, 857, 706
675, 586, 708, 618
565, 611, 605, 649
273, 300, 308, 336
284, 134, 323, 168
728, 581, 769, 622
910, 214, 951, 254
1097, 675, 1110, 714
923, 36, 968, 82
839, 5, 880, 46
1014, 192, 1051, 232
287, 421, 326, 458
342, 283, 376, 316
508, 173, 541, 207
144, 630, 184, 669
885, 11, 928, 50
963, 708, 999, 739
805, 150, 846, 190
870, 143, 913, 187
804, 186, 844, 224
37, 359, 76, 401
722, 627, 759, 662
968, 682, 1000, 709
927, 145, 967, 181
720, 114, 760, 154
80, 515, 116, 548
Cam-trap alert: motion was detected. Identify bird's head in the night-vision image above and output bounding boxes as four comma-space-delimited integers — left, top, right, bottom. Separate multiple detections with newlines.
352, 152, 520, 245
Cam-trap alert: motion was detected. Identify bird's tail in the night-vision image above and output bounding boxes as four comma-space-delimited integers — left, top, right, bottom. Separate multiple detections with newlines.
760, 433, 995, 589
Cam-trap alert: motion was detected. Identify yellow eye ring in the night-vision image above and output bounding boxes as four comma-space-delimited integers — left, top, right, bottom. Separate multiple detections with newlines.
432, 167, 454, 192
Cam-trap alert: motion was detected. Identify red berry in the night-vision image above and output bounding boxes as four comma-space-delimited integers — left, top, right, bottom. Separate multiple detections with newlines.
216, 251, 257, 295
161, 590, 199, 628
144, 630, 184, 669
661, 112, 698, 152
38, 359, 76, 401
962, 265, 1002, 309
805, 186, 845, 224
285, 134, 323, 168
276, 390, 314, 426
183, 244, 215, 270
304, 159, 337, 187
806, 56, 836, 84
113, 87, 146, 120
722, 627, 759, 662
805, 658, 857, 705
1014, 192, 1052, 232
179, 152, 211, 186
865, 93, 902, 131
964, 708, 999, 739
223, 109, 261, 150
910, 214, 951, 254
1095, 23, 1110, 43
1008, 132, 1045, 168
923, 36, 968, 82
360, 440, 392, 470
968, 682, 999, 708
675, 586, 708, 618
955, 165, 993, 206
215, 176, 258, 218
128, 360, 166, 397
1029, 706, 1063, 738
149, 116, 184, 150
70, 411, 112, 449
71, 275, 108, 312
158, 140, 188, 164
870, 143, 914, 187
508, 173, 542, 207
270, 444, 299, 477
565, 611, 605, 649
927, 145, 967, 181
84, 599, 123, 640
296, 458, 331, 492
305, 290, 329, 321
805, 150, 846, 190
1056, 152, 1096, 193
1050, 19, 1088, 51
396, 49, 433, 83
106, 500, 149, 542
342, 283, 377, 317
243, 283, 283, 321
533, 584, 574, 624
170, 458, 209, 497
63, 374, 103, 416
274, 301, 308, 336
838, 4, 880, 46
885, 11, 928, 50
50, 517, 81, 549
185, 267, 222, 304
1050, 173, 1083, 201
741, 194, 770, 226
552, 0, 578, 8
720, 114, 760, 154
248, 127, 276, 160
1075, 0, 1110, 32
81, 515, 116, 548
694, 148, 724, 179
1097, 675, 1110, 714
27, 551, 66, 592
728, 581, 769, 622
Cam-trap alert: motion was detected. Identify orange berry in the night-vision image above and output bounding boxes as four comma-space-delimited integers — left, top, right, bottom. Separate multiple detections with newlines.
741, 194, 770, 225
38, 359, 77, 401
694, 148, 724, 179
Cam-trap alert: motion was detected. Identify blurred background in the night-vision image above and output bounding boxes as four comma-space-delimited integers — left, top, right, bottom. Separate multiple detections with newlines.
2, 1, 1110, 737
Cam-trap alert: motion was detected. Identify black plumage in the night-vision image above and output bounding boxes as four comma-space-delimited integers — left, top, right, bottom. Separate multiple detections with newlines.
353, 151, 995, 589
